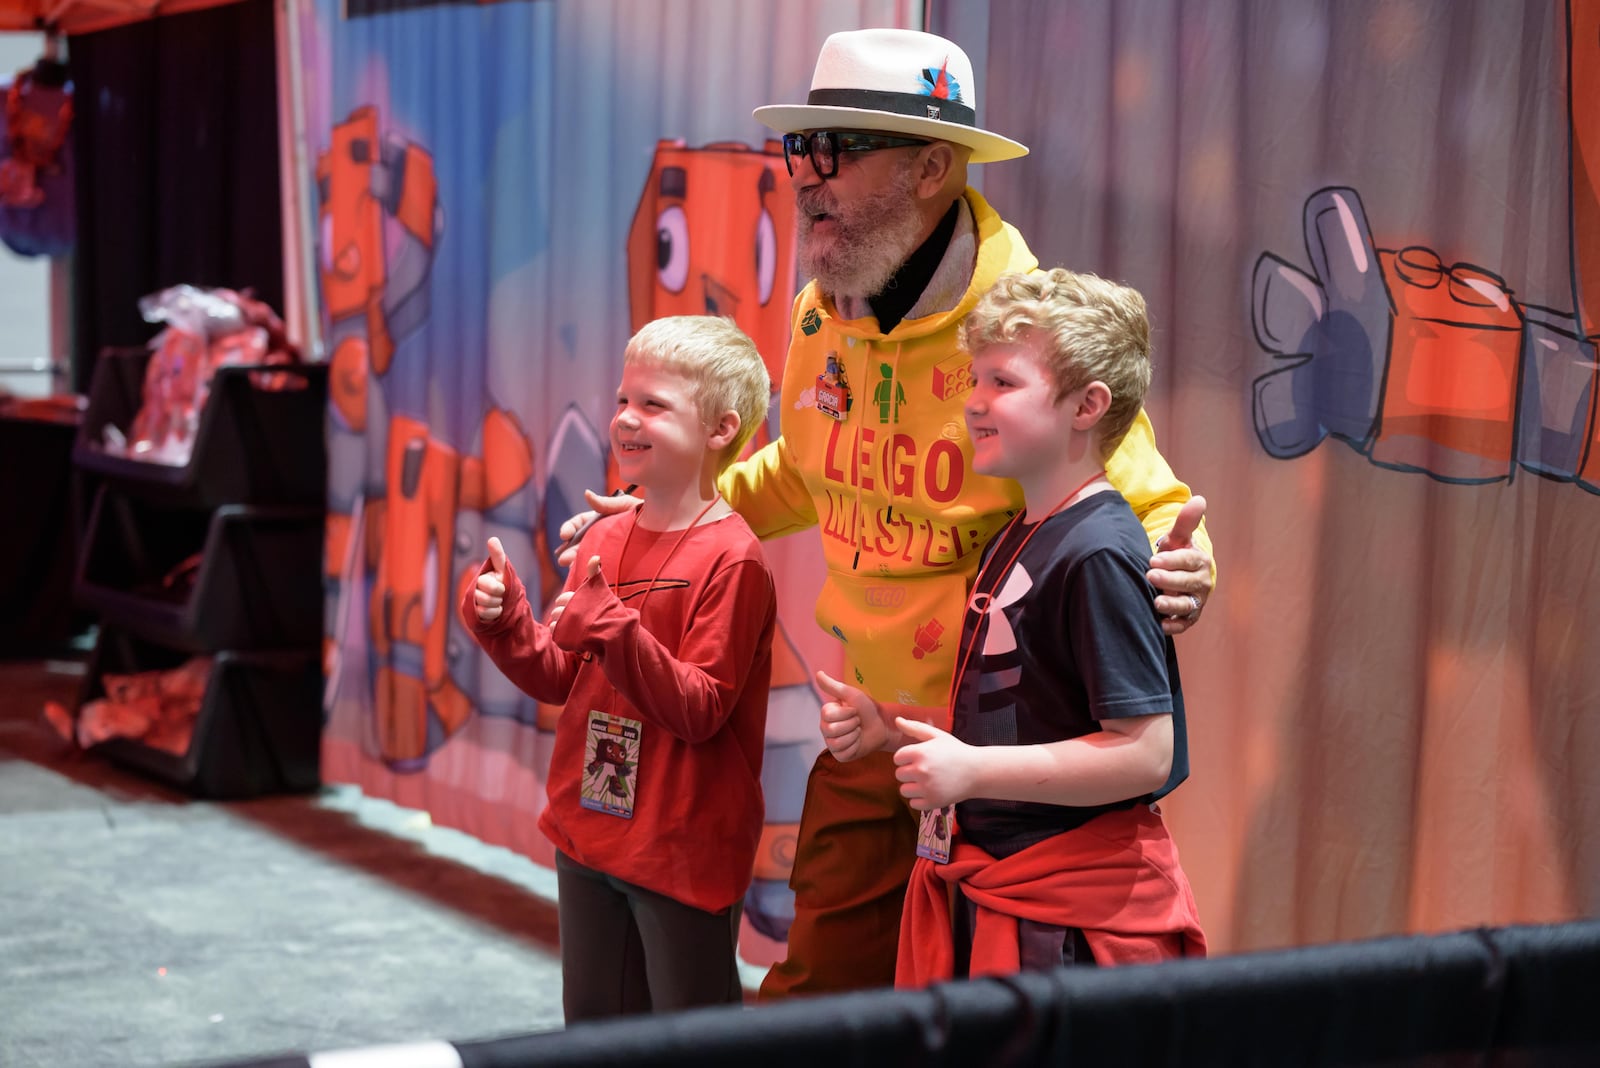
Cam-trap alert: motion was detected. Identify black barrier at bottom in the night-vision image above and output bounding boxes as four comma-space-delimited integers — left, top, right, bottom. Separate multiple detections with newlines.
216, 919, 1600, 1068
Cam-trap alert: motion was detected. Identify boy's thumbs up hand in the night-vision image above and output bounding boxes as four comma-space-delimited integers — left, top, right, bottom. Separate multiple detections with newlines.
815, 669, 893, 761
549, 556, 602, 628
892, 716, 974, 811
473, 537, 510, 623
816, 669, 869, 761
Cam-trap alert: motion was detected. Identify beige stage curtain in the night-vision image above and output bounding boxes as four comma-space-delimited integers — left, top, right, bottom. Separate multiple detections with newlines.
941, 0, 1600, 953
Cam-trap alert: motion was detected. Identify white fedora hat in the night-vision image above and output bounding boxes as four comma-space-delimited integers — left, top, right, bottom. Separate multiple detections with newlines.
754, 28, 1028, 164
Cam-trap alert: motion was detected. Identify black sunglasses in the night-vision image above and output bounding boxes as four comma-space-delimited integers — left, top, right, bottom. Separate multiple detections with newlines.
780, 131, 930, 178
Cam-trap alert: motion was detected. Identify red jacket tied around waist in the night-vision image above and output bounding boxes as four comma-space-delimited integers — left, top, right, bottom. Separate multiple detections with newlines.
897, 804, 1207, 987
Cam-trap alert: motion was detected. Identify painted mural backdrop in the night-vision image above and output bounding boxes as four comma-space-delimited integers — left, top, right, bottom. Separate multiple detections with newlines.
305, 0, 1599, 968
304, 0, 916, 965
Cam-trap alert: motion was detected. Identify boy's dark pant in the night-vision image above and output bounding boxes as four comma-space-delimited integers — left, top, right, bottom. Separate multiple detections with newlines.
953, 885, 1097, 975
554, 850, 744, 1022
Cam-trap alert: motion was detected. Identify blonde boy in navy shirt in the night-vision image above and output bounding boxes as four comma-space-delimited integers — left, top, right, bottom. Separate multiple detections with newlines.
816, 270, 1207, 982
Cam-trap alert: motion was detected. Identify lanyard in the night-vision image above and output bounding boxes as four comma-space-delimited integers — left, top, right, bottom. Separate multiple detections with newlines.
612, 495, 721, 618
944, 472, 1107, 714
605, 496, 721, 716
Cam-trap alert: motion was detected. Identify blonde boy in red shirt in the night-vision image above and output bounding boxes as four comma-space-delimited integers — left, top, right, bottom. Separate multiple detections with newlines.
462, 316, 777, 1020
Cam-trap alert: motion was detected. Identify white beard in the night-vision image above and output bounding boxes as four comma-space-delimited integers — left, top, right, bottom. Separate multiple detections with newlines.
796, 158, 927, 302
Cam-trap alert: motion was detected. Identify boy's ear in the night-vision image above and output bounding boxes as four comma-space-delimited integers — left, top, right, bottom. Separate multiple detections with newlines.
706, 409, 742, 451
1071, 382, 1113, 431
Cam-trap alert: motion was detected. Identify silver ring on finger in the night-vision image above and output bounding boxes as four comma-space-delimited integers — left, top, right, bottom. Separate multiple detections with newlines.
1185, 594, 1202, 621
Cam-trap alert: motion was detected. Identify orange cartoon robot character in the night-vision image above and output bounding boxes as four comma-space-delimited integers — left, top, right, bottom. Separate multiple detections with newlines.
624, 139, 818, 950
320, 104, 443, 686
319, 106, 535, 769
626, 139, 798, 446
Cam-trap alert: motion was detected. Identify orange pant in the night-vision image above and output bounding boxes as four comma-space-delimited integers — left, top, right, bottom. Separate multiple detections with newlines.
760, 748, 919, 997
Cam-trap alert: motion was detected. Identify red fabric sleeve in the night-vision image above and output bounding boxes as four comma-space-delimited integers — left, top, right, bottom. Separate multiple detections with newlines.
457, 556, 581, 705
550, 557, 774, 744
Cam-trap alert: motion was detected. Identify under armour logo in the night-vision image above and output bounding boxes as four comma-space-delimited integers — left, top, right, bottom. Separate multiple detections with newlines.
974, 567, 1032, 657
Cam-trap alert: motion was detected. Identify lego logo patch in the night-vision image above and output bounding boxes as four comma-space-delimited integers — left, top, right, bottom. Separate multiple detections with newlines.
863, 586, 907, 608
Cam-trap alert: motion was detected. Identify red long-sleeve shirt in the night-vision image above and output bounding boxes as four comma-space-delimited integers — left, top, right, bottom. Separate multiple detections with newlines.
461, 509, 776, 912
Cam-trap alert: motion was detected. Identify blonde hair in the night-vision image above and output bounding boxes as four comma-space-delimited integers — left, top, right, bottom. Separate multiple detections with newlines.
623, 315, 772, 468
960, 268, 1152, 459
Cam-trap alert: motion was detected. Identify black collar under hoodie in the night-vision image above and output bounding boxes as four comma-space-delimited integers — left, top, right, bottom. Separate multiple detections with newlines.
832, 198, 979, 327
866, 201, 961, 333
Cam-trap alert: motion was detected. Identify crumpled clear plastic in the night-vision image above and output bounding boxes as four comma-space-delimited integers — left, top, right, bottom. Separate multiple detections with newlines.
102, 285, 299, 466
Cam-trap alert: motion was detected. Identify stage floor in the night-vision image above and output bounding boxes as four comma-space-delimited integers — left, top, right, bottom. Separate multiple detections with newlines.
0, 654, 567, 1067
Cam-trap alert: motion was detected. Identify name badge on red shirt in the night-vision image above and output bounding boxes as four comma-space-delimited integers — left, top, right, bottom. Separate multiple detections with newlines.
581, 709, 641, 819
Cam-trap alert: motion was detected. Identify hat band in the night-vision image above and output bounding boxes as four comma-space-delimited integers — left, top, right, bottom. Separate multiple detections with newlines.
806, 88, 977, 128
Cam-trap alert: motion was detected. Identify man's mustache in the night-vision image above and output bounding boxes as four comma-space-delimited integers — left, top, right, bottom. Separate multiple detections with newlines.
796, 189, 837, 218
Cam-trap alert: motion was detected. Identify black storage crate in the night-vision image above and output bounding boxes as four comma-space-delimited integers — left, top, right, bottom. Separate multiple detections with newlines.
75, 491, 324, 653
69, 341, 328, 799
73, 346, 328, 509
84, 628, 322, 799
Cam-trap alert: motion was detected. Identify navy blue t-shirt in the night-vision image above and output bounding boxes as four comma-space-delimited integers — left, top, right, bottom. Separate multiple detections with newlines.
951, 490, 1188, 859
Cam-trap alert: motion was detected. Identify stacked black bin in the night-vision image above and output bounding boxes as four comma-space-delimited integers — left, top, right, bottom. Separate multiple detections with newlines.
72, 348, 328, 799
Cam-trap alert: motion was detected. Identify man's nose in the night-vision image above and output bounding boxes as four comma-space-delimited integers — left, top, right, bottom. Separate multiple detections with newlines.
788, 151, 824, 189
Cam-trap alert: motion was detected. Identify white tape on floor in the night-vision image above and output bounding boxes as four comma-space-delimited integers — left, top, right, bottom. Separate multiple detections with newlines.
310, 1040, 464, 1068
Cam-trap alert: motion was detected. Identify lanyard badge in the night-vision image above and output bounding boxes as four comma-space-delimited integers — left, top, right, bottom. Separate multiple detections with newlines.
581, 709, 642, 818
916, 805, 953, 864
816, 351, 852, 421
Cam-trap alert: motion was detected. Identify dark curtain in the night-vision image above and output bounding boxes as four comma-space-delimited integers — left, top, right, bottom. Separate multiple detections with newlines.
67, 0, 283, 394
0, 413, 83, 652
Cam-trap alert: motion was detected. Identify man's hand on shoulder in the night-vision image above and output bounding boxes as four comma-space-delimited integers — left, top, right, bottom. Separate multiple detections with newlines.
1148, 494, 1213, 635
555, 488, 640, 568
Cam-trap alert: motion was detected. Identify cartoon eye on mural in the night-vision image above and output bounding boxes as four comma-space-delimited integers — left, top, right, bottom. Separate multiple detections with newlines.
625, 139, 818, 951
1251, 7, 1600, 489
318, 105, 536, 771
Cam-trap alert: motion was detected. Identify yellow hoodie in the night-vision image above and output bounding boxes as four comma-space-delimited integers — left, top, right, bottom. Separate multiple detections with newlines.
720, 188, 1201, 710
